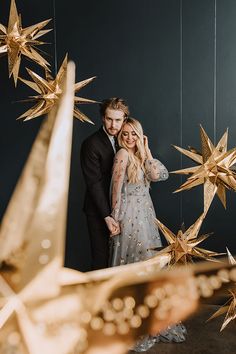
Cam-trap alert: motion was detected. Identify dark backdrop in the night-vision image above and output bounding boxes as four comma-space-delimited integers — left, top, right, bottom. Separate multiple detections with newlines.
1, 0, 236, 271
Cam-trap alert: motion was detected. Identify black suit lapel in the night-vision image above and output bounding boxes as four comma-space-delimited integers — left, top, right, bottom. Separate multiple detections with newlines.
98, 127, 115, 155
114, 137, 119, 152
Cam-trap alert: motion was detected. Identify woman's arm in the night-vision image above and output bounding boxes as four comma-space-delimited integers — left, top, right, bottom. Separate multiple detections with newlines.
111, 148, 129, 221
143, 135, 169, 182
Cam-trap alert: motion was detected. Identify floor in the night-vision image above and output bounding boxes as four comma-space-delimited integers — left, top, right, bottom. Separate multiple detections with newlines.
129, 304, 236, 354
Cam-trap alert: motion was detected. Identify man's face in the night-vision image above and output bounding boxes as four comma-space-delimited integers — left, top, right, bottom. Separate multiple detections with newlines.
103, 108, 125, 136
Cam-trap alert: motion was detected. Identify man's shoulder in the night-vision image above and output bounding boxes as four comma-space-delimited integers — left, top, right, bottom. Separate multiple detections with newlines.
82, 127, 104, 146
81, 127, 108, 155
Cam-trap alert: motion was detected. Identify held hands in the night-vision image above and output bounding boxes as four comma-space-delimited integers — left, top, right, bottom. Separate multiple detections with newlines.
104, 216, 120, 237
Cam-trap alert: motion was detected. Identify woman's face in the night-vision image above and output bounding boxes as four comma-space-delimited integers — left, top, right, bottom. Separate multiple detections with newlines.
121, 123, 139, 150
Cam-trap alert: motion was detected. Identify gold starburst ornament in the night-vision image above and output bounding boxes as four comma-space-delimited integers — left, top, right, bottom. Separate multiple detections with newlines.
19, 54, 97, 123
172, 125, 236, 214
0, 0, 51, 85
155, 214, 223, 265
208, 248, 236, 331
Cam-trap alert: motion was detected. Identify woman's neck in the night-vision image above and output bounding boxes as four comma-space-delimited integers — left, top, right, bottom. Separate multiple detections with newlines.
127, 147, 136, 154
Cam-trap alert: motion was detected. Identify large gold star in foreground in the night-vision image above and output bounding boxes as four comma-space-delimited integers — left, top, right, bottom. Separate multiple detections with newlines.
18, 54, 97, 123
172, 125, 236, 214
0, 0, 51, 86
155, 215, 223, 265
208, 249, 236, 331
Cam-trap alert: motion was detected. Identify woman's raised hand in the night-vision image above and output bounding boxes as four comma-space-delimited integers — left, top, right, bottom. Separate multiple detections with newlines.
143, 135, 149, 149
143, 135, 153, 159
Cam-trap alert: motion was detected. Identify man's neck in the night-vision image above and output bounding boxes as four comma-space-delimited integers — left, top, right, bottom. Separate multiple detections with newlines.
103, 125, 116, 138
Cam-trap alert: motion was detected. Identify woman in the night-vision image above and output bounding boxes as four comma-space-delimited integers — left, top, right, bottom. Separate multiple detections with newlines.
110, 117, 168, 265
110, 118, 186, 351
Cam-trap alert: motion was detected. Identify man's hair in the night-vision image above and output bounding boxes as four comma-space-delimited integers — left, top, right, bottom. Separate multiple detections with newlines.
99, 97, 130, 118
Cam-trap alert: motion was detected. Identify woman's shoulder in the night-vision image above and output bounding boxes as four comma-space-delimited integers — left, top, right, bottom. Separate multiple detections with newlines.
115, 148, 129, 159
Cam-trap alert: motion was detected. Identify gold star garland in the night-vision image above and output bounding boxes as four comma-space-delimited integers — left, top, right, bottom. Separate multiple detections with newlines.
0, 0, 51, 86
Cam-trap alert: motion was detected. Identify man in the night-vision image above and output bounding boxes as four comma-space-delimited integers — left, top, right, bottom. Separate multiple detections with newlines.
80, 97, 129, 270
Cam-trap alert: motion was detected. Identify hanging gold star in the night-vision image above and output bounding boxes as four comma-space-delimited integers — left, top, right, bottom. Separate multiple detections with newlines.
18, 54, 97, 123
172, 125, 236, 214
0, 0, 51, 86
155, 214, 223, 265
208, 249, 236, 331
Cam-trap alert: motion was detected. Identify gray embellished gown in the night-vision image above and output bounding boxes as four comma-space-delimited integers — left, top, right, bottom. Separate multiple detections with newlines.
110, 148, 167, 266
110, 148, 187, 351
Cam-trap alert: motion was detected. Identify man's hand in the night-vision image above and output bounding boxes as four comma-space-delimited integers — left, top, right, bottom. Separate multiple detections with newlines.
104, 216, 120, 236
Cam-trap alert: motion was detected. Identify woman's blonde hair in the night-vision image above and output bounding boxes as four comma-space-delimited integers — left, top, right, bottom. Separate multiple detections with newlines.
118, 118, 147, 184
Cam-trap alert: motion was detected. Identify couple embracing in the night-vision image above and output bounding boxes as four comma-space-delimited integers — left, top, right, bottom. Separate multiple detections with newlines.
80, 97, 168, 270
80, 98, 186, 348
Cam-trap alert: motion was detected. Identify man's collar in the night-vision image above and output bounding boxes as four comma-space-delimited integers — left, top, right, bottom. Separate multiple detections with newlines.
103, 125, 114, 139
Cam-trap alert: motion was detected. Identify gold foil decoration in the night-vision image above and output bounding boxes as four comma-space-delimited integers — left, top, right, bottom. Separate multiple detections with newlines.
155, 214, 223, 265
18, 54, 97, 123
3, 254, 236, 354
0, 60, 77, 353
208, 249, 236, 331
172, 125, 236, 214
0, 0, 51, 86
0, 60, 76, 290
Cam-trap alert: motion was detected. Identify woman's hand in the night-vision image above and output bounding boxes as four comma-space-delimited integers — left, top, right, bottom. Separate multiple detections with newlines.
105, 216, 120, 236
110, 222, 121, 237
143, 135, 149, 149
143, 135, 153, 160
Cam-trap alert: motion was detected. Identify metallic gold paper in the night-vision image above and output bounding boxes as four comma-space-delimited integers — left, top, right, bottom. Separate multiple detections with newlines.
19, 54, 97, 123
0, 0, 51, 85
172, 125, 236, 214
208, 249, 236, 331
155, 214, 223, 265
0, 60, 75, 353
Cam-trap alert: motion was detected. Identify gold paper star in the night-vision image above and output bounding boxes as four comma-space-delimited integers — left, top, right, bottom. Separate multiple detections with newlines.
0, 60, 77, 353
208, 249, 236, 331
155, 215, 223, 265
172, 125, 236, 214
18, 54, 97, 123
0, 0, 51, 86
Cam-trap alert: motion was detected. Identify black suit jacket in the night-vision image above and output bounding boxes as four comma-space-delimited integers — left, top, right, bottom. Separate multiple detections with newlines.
80, 127, 115, 218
